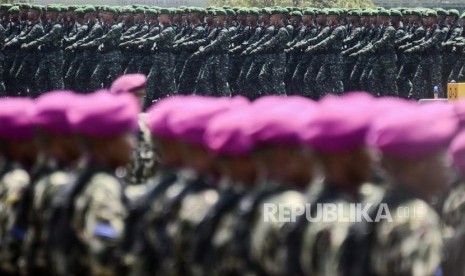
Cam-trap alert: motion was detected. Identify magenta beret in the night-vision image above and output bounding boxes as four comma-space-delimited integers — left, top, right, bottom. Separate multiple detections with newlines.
0, 98, 36, 140
110, 74, 147, 94
34, 90, 79, 135
146, 96, 187, 139
204, 107, 255, 156
300, 100, 372, 153
169, 97, 248, 146
69, 91, 140, 138
249, 101, 317, 147
369, 102, 459, 158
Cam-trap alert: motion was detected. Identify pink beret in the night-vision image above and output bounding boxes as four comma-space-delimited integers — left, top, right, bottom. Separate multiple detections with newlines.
369, 102, 459, 158
250, 101, 317, 147
300, 100, 372, 153
110, 74, 147, 94
169, 97, 248, 146
146, 96, 186, 139
204, 108, 255, 156
450, 131, 465, 173
0, 98, 36, 140
69, 91, 140, 138
34, 90, 79, 135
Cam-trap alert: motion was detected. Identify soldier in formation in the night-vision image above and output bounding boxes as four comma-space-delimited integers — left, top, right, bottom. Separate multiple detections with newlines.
1, 75, 465, 276
1, 4, 465, 104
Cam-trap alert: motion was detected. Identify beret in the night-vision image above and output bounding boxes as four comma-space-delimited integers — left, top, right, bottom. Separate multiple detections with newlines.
423, 10, 438, 17
225, 8, 235, 16
134, 7, 145, 14
290, 11, 302, 17
248, 8, 259, 16
82, 6, 96, 13
46, 5, 61, 12
158, 8, 171, 15
236, 8, 249, 15
369, 103, 458, 159
8, 6, 19, 13
410, 9, 422, 17
390, 9, 402, 17
204, 108, 255, 156
300, 99, 372, 153
0, 4, 12, 10
448, 9, 460, 17
315, 9, 328, 16
34, 91, 79, 135
69, 91, 140, 138
461, 12, 465, 19
348, 10, 360, 17
0, 98, 35, 140
213, 9, 227, 16
110, 74, 147, 95
146, 96, 187, 139
145, 8, 159, 15
169, 97, 248, 146
377, 9, 390, 16
327, 9, 340, 16
303, 9, 315, 16
434, 8, 448, 16
250, 97, 317, 147
259, 8, 272, 15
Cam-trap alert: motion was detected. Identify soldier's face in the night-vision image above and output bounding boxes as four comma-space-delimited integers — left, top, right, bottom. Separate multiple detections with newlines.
316, 15, 326, 25
219, 156, 257, 184
247, 14, 257, 25
446, 16, 455, 24
10, 13, 19, 22
158, 14, 170, 24
154, 138, 184, 168
181, 143, 216, 175
27, 10, 39, 21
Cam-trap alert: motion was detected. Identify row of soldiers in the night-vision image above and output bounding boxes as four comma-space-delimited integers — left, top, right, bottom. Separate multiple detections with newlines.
1, 73, 465, 276
2, 3, 465, 105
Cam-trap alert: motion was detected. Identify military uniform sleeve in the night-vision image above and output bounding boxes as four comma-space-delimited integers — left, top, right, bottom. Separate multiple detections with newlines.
146, 27, 175, 43
310, 26, 344, 51
369, 26, 396, 52
76, 173, 127, 275
202, 29, 229, 54
85, 25, 121, 47
372, 201, 442, 276
17, 24, 44, 44
410, 28, 446, 53
35, 24, 63, 47
344, 27, 363, 46
253, 27, 288, 54
74, 24, 103, 45
64, 25, 88, 44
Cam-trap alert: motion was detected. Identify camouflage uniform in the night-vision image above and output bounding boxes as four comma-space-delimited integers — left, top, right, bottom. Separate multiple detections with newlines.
72, 168, 127, 276
342, 23, 363, 91
244, 24, 275, 98
298, 24, 331, 99
251, 24, 288, 96
73, 21, 103, 93
22, 169, 73, 275
441, 23, 462, 88
299, 182, 384, 276
177, 26, 213, 95
307, 23, 346, 97
28, 20, 64, 96
357, 187, 442, 276
228, 23, 250, 95
3, 20, 21, 95
88, 22, 123, 91
0, 23, 6, 96
288, 24, 317, 97
127, 22, 161, 76
358, 24, 399, 97
232, 23, 261, 99
144, 24, 176, 105
120, 22, 148, 74
196, 26, 232, 97
63, 22, 89, 90
10, 21, 44, 96
0, 164, 30, 274
175, 23, 207, 94
405, 24, 447, 99
396, 24, 426, 98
